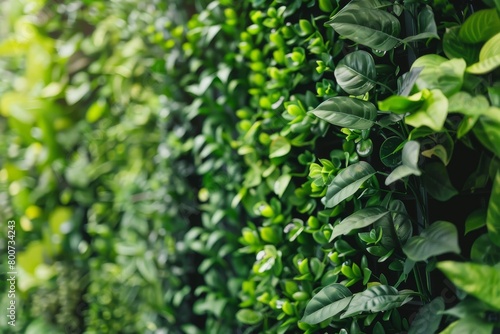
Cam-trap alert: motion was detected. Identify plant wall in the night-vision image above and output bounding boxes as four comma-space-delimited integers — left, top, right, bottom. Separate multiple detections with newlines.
1, 0, 499, 333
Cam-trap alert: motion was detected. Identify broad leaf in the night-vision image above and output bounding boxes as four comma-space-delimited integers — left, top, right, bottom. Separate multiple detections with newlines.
401, 6, 439, 43
378, 92, 425, 114
269, 136, 291, 158
312, 97, 377, 130
328, 8, 401, 51
443, 26, 480, 65
405, 89, 448, 131
236, 309, 263, 325
437, 261, 500, 310
385, 141, 421, 185
329, 207, 390, 242
334, 51, 377, 95
403, 221, 460, 261
487, 171, 500, 246
459, 9, 500, 43
341, 285, 413, 318
423, 162, 458, 201
471, 234, 500, 265
465, 209, 487, 235
324, 161, 375, 208
379, 136, 403, 167
301, 284, 353, 324
412, 56, 466, 97
408, 297, 444, 334
467, 32, 500, 74
473, 116, 500, 157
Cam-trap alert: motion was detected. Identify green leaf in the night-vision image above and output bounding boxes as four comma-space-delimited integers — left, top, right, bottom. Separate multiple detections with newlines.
459, 9, 500, 43
421, 145, 450, 166
341, 285, 413, 318
471, 234, 500, 265
467, 32, 500, 74
379, 136, 403, 168
408, 297, 444, 334
301, 284, 353, 324
403, 221, 460, 262
443, 26, 480, 65
378, 92, 425, 114
269, 136, 291, 158
328, 8, 401, 51
329, 207, 390, 242
405, 89, 449, 131
324, 161, 375, 208
487, 171, 500, 246
274, 174, 292, 198
465, 209, 487, 235
412, 56, 466, 97
437, 261, 500, 310
398, 67, 423, 96
312, 97, 377, 130
423, 162, 458, 201
401, 6, 439, 43
473, 116, 500, 157
440, 318, 494, 334
236, 309, 264, 325
385, 141, 421, 185
334, 51, 377, 95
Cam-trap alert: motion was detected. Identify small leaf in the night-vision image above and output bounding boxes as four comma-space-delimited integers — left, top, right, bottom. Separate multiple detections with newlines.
324, 161, 375, 208
302, 284, 353, 324
471, 234, 500, 265
402, 6, 438, 43
459, 9, 500, 43
437, 261, 500, 310
341, 285, 413, 318
473, 117, 500, 157
403, 221, 460, 262
334, 51, 377, 95
385, 141, 421, 185
487, 171, 500, 246
408, 297, 444, 334
423, 162, 458, 201
312, 97, 377, 130
236, 309, 264, 325
329, 207, 390, 242
378, 92, 425, 115
269, 136, 291, 158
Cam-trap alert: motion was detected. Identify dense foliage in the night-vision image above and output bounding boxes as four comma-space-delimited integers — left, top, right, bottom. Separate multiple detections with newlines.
1, 0, 499, 333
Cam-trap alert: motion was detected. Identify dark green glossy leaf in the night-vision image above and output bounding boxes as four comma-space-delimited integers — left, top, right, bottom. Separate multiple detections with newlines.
402, 6, 438, 43
328, 8, 401, 51
423, 162, 458, 201
378, 92, 425, 114
341, 285, 413, 318
334, 51, 376, 95
471, 234, 500, 265
312, 97, 377, 130
412, 55, 466, 97
403, 221, 460, 262
459, 9, 500, 43
329, 207, 390, 242
379, 136, 403, 168
443, 26, 480, 65
408, 297, 444, 334
301, 284, 353, 324
473, 116, 500, 157
324, 161, 375, 208
385, 141, 421, 185
465, 209, 487, 235
437, 261, 500, 310
487, 171, 500, 246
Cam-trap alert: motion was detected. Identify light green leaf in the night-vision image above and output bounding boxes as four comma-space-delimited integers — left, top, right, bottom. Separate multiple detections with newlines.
324, 161, 375, 208
385, 141, 421, 185
448, 92, 493, 120
423, 162, 458, 201
471, 234, 500, 265
408, 297, 445, 334
405, 89, 449, 131
402, 6, 439, 43
236, 309, 263, 325
329, 207, 390, 242
467, 33, 500, 74
341, 285, 413, 318
437, 261, 500, 310
334, 51, 377, 95
403, 221, 460, 262
378, 92, 425, 114
379, 136, 404, 167
443, 26, 480, 65
301, 284, 353, 324
312, 97, 377, 130
459, 9, 500, 43
274, 174, 292, 198
328, 8, 401, 51
439, 318, 494, 334
487, 171, 500, 246
412, 56, 466, 96
269, 136, 291, 158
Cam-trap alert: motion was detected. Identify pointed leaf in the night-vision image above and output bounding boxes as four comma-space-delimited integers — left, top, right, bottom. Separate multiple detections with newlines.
329, 207, 390, 242
443, 26, 480, 65
324, 161, 375, 208
487, 171, 500, 246
269, 136, 291, 158
467, 32, 500, 74
473, 116, 500, 157
312, 97, 377, 130
342, 285, 413, 318
423, 162, 458, 201
408, 297, 444, 334
301, 284, 353, 324
403, 221, 460, 262
334, 51, 377, 95
405, 89, 449, 131
437, 261, 500, 310
328, 8, 401, 51
459, 9, 500, 43
385, 141, 421, 185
